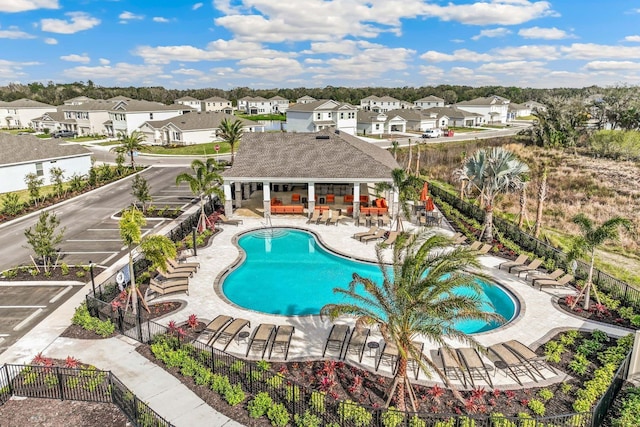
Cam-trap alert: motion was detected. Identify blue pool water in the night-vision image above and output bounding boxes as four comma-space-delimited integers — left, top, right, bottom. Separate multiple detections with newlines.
222, 229, 517, 333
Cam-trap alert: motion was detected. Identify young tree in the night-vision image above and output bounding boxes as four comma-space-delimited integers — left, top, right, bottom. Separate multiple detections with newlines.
321, 232, 500, 411
111, 131, 147, 168
454, 147, 529, 242
24, 172, 44, 207
569, 214, 633, 310
217, 118, 244, 164
68, 173, 86, 194
140, 235, 177, 274
119, 208, 146, 315
2, 193, 24, 216
23, 211, 66, 273
131, 175, 152, 213
49, 166, 66, 198
176, 158, 225, 231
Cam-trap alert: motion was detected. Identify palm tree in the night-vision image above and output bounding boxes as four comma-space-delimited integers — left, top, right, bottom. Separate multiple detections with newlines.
376, 168, 422, 231
569, 214, 632, 310
217, 118, 244, 163
111, 131, 147, 168
454, 147, 529, 243
321, 232, 501, 411
119, 207, 146, 315
176, 158, 225, 232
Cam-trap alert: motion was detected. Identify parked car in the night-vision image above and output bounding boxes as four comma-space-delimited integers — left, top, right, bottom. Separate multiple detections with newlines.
52, 130, 78, 138
421, 129, 442, 138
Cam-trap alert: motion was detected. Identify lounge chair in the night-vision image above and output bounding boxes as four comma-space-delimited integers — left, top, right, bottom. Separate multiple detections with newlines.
478, 244, 493, 255
269, 325, 295, 360
487, 342, 538, 385
322, 324, 350, 358
204, 315, 233, 345
438, 348, 467, 387
380, 231, 399, 247
456, 347, 494, 388
407, 341, 425, 379
344, 328, 370, 363
307, 209, 321, 224
534, 274, 574, 290
509, 258, 544, 275
353, 226, 377, 240
213, 318, 251, 351
168, 257, 199, 271
217, 214, 243, 226
468, 241, 483, 251
526, 268, 564, 285
327, 210, 340, 226
318, 209, 331, 225
155, 268, 192, 280
376, 341, 399, 373
357, 215, 368, 227
378, 214, 391, 227
361, 229, 387, 244
149, 277, 189, 296
452, 235, 467, 244
498, 254, 529, 271
246, 324, 276, 358
503, 339, 556, 376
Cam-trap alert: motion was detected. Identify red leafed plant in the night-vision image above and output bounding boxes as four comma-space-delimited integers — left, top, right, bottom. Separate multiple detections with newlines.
492, 388, 502, 398
427, 384, 445, 400
471, 387, 487, 400
319, 376, 335, 392
64, 356, 80, 368
505, 390, 516, 399
520, 399, 530, 407
167, 320, 179, 335
32, 352, 52, 366
564, 295, 577, 307
187, 314, 199, 329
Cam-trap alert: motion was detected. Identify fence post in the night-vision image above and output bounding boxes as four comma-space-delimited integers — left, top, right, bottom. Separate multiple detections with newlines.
117, 307, 125, 335
57, 366, 65, 401
3, 364, 12, 396
136, 307, 143, 342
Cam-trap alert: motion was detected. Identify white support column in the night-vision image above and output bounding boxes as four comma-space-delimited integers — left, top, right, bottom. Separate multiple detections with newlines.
628, 330, 640, 382
234, 183, 242, 209
352, 183, 360, 219
223, 182, 233, 214
392, 188, 400, 224
307, 183, 315, 215
263, 181, 271, 218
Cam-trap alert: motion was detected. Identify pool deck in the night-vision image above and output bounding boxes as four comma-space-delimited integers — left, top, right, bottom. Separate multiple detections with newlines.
114, 213, 634, 389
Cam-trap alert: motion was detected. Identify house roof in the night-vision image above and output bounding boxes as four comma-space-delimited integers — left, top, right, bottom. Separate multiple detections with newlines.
361, 95, 401, 103
508, 102, 528, 111
423, 106, 482, 119
64, 96, 94, 103
61, 100, 117, 111
223, 128, 399, 181
3, 98, 55, 108
287, 99, 357, 112
0, 133, 91, 166
296, 95, 316, 102
175, 96, 200, 102
33, 111, 66, 122
386, 109, 428, 122
203, 96, 230, 102
111, 99, 194, 113
143, 111, 258, 131
456, 95, 510, 106
270, 96, 287, 101
238, 96, 269, 102
416, 95, 444, 103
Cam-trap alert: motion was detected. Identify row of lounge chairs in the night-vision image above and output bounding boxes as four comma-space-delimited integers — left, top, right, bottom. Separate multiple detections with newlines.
357, 213, 391, 228
352, 226, 399, 246
202, 315, 295, 359
307, 209, 342, 225
498, 256, 574, 290
149, 258, 201, 296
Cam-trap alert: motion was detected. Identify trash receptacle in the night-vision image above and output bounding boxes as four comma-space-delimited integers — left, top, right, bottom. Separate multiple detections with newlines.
448, 129, 454, 137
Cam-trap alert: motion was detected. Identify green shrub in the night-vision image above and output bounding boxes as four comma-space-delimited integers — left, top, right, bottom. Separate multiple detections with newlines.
528, 399, 546, 416
338, 400, 372, 427
559, 331, 577, 347
230, 360, 244, 373
618, 306, 634, 320
408, 416, 427, 427
569, 353, 590, 376
459, 416, 476, 427
267, 403, 290, 427
517, 412, 536, 427
434, 419, 455, 427
224, 384, 245, 406
309, 390, 326, 414
285, 384, 301, 403
590, 330, 609, 343
60, 263, 70, 275
256, 359, 271, 371
544, 340, 565, 363
490, 413, 516, 427
266, 373, 284, 389
560, 383, 573, 394
612, 387, 640, 427
71, 303, 114, 337
248, 392, 273, 418
294, 410, 321, 427
381, 407, 404, 427
598, 293, 620, 310
538, 388, 554, 402
576, 339, 602, 357
210, 374, 231, 394
630, 315, 640, 327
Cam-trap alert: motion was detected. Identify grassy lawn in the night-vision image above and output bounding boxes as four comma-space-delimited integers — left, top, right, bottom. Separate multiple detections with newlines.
143, 142, 232, 156
70, 136, 106, 142
96, 140, 122, 146
1, 182, 74, 203
235, 113, 285, 121
448, 127, 483, 133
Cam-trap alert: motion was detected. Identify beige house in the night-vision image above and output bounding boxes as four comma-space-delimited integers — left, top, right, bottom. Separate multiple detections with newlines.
202, 96, 233, 114
0, 99, 57, 129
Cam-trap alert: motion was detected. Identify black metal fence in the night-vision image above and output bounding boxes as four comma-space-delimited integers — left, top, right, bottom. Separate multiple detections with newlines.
0, 363, 172, 427
592, 351, 632, 426
430, 183, 640, 310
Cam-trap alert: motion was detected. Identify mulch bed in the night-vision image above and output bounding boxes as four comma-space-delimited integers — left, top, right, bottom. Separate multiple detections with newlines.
0, 265, 101, 282
556, 297, 637, 330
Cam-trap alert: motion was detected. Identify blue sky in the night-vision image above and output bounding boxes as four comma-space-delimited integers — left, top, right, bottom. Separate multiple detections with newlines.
2, 0, 640, 89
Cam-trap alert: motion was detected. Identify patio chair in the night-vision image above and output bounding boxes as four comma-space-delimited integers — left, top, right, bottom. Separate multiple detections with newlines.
322, 324, 350, 358
456, 347, 494, 388
327, 210, 340, 226
307, 209, 321, 224
168, 257, 199, 272
149, 277, 189, 297
318, 209, 331, 225
452, 235, 468, 244
269, 325, 295, 360
468, 241, 483, 251
498, 254, 529, 271
378, 214, 391, 228
380, 231, 399, 247
326, 194, 335, 203
212, 318, 251, 351
217, 214, 243, 226
509, 258, 544, 276
503, 339, 556, 376
353, 226, 378, 241
487, 342, 538, 386
343, 327, 370, 363
478, 244, 493, 255
438, 347, 467, 387
204, 315, 233, 345
361, 229, 387, 244
155, 268, 192, 280
376, 341, 399, 373
246, 323, 276, 358
357, 215, 368, 227
534, 274, 574, 291
407, 341, 425, 380
526, 269, 564, 285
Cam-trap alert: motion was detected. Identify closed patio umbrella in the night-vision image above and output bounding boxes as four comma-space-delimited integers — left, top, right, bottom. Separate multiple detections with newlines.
425, 197, 435, 212
419, 182, 429, 205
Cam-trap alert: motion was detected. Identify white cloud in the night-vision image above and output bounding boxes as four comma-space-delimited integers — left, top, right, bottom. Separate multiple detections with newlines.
518, 26, 574, 40
0, 0, 58, 13
153, 17, 170, 23
583, 61, 640, 71
0, 59, 40, 80
236, 57, 304, 79
60, 54, 91, 63
562, 43, 640, 60
420, 0, 557, 26
304, 40, 359, 55
192, 2, 203, 10
477, 60, 547, 74
421, 45, 558, 63
99, 58, 110, 65
322, 45, 415, 77
119, 11, 144, 23
172, 68, 204, 76
471, 28, 511, 40
624, 35, 640, 43
420, 48, 494, 63
64, 63, 164, 82
43, 37, 57, 44
0, 27, 36, 39
40, 12, 101, 34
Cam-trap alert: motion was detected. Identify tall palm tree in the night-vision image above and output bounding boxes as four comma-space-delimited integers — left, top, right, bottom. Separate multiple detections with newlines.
569, 214, 632, 310
119, 207, 146, 315
217, 118, 244, 164
176, 158, 225, 232
376, 168, 422, 231
321, 232, 501, 411
454, 147, 529, 243
111, 131, 147, 168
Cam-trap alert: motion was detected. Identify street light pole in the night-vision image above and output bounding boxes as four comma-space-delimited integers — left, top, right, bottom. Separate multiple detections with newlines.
192, 227, 197, 257
89, 260, 96, 297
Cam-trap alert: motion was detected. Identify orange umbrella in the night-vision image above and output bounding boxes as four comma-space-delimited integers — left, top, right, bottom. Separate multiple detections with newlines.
419, 182, 429, 203
425, 197, 435, 212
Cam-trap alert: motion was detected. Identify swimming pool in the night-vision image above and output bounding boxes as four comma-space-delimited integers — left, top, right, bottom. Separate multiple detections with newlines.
222, 228, 518, 334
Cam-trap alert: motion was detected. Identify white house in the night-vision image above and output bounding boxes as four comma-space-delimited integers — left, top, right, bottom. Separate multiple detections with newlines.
107, 100, 194, 137
422, 106, 483, 127
455, 95, 510, 124
414, 95, 445, 109
237, 96, 289, 115
202, 96, 233, 114
174, 96, 202, 112
508, 103, 532, 121
31, 111, 66, 133
270, 96, 289, 114
296, 95, 317, 104
0, 133, 92, 193
356, 110, 407, 136
360, 96, 412, 112
286, 100, 358, 135
524, 100, 547, 113
139, 111, 263, 145
388, 109, 438, 131
0, 99, 57, 129
63, 96, 94, 105
57, 100, 118, 136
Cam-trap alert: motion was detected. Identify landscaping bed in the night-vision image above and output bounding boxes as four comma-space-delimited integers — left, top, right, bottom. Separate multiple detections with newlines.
0, 398, 130, 427
0, 264, 100, 282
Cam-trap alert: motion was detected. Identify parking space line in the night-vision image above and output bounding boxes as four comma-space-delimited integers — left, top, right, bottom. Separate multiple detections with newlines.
0, 306, 47, 309
13, 308, 43, 331
101, 253, 119, 264
87, 229, 121, 231
67, 239, 123, 242
50, 286, 73, 303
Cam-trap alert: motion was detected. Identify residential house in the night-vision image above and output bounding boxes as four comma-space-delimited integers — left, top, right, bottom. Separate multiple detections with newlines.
507, 103, 532, 121
524, 100, 547, 113
286, 99, 358, 135
423, 106, 483, 127
31, 111, 66, 133
0, 133, 92, 193
356, 110, 407, 136
175, 96, 202, 112
0, 99, 57, 129
63, 96, 94, 105
270, 96, 289, 114
387, 109, 438, 132
107, 99, 194, 137
414, 95, 445, 109
202, 96, 233, 114
58, 99, 118, 136
360, 95, 412, 112
296, 95, 317, 104
455, 95, 510, 124
237, 96, 289, 115
139, 111, 263, 145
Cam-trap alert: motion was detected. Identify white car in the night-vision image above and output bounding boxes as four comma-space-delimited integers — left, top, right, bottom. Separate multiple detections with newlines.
421, 129, 442, 138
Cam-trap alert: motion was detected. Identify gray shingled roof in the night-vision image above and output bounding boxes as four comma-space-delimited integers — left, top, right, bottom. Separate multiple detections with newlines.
0, 133, 91, 166
4, 98, 55, 108
34, 111, 66, 122
287, 99, 356, 113
144, 111, 258, 131
176, 96, 200, 102
111, 99, 194, 112
423, 106, 482, 119
456, 95, 510, 106
203, 96, 230, 102
416, 95, 444, 102
223, 128, 399, 181
61, 100, 117, 111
